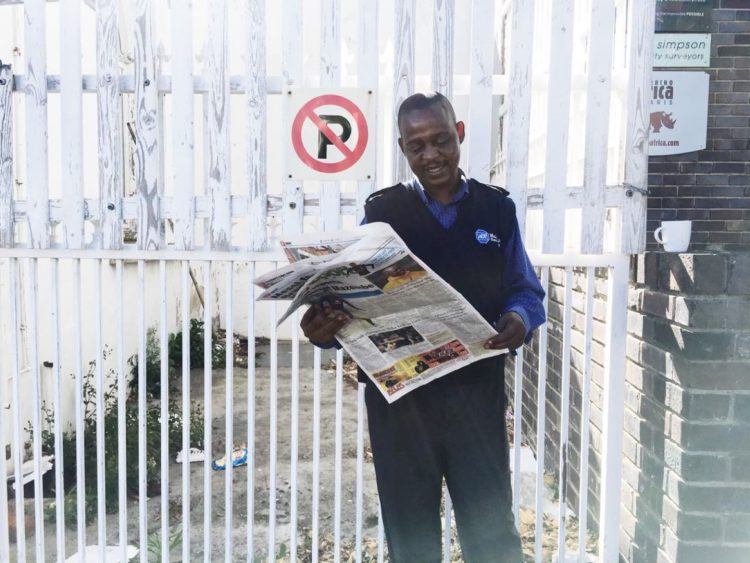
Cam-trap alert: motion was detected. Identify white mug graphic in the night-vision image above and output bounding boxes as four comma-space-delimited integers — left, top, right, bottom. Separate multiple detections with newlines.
654, 220, 692, 252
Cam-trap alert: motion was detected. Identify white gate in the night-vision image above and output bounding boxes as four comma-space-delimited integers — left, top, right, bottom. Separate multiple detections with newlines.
0, 0, 653, 561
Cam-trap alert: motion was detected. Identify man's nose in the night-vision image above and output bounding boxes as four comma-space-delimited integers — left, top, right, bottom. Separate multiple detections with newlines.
421, 143, 439, 161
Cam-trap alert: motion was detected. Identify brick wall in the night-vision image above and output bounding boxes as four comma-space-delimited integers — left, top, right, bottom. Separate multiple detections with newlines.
647, 5, 750, 252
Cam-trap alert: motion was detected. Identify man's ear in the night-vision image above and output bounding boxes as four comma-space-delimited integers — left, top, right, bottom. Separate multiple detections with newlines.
397, 136, 404, 154
456, 121, 465, 143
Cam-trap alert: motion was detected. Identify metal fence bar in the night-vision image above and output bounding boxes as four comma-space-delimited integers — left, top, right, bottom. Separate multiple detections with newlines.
73, 258, 85, 561
116, 260, 128, 561
246, 262, 256, 561
355, 382, 365, 563
512, 348, 524, 523
225, 261, 235, 560
268, 299, 278, 559
442, 490, 452, 562
290, 311, 300, 560
181, 260, 192, 561
95, 259, 106, 562
204, 261, 214, 562
312, 346, 321, 563
26, 259, 45, 560
578, 266, 595, 561
137, 260, 147, 563
334, 347, 344, 563
51, 258, 65, 562
203, 262, 213, 563
556, 267, 573, 559
534, 266, 549, 563
0, 263, 11, 560
9, 258, 25, 562
376, 505, 385, 563
598, 257, 629, 561
160, 260, 170, 562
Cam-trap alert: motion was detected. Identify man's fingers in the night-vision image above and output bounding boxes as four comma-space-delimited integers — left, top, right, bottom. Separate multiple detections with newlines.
308, 314, 350, 342
300, 303, 320, 327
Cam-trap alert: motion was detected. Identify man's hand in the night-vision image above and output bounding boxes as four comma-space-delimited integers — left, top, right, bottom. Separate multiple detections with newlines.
483, 311, 527, 352
300, 298, 352, 347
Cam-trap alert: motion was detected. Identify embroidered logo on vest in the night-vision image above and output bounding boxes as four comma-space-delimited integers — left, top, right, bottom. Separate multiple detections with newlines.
475, 229, 501, 246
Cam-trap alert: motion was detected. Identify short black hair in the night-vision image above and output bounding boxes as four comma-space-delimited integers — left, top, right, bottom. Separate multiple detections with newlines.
397, 92, 456, 131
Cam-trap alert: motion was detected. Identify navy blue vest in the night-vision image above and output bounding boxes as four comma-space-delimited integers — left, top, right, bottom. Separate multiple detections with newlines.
360, 178, 515, 386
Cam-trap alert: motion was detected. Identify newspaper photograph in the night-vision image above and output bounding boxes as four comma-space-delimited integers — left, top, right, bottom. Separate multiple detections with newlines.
254, 222, 507, 403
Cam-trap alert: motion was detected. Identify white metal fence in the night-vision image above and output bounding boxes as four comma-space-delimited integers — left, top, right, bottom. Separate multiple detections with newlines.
0, 0, 653, 560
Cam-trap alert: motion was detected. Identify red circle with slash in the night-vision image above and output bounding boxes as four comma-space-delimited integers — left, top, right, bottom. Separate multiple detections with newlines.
291, 94, 369, 173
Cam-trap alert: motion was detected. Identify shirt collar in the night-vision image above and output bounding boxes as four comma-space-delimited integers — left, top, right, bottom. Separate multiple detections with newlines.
412, 171, 469, 206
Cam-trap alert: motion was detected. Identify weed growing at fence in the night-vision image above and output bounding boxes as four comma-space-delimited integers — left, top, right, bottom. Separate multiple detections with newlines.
30, 347, 204, 526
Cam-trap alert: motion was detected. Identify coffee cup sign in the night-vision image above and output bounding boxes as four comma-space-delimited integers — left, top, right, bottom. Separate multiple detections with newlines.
286, 89, 376, 180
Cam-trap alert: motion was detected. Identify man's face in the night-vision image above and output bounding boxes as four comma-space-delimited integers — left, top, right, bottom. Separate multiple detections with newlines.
398, 106, 465, 193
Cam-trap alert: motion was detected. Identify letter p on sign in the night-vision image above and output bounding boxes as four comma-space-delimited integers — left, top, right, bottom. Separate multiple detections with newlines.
285, 88, 376, 180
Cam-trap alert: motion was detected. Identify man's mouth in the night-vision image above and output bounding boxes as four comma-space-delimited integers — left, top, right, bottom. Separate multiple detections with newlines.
424, 164, 446, 177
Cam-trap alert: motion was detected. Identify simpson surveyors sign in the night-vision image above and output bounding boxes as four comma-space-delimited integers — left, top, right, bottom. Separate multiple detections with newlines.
654, 33, 711, 67
649, 71, 709, 156
286, 89, 375, 180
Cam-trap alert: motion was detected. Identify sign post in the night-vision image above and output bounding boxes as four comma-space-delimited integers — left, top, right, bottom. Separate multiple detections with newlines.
285, 89, 376, 181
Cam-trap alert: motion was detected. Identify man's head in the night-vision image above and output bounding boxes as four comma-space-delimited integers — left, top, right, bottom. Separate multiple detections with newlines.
397, 92, 464, 195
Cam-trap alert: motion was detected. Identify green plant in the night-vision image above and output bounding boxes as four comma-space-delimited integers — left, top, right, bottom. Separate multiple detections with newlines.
32, 346, 205, 526
168, 318, 226, 370
146, 527, 183, 562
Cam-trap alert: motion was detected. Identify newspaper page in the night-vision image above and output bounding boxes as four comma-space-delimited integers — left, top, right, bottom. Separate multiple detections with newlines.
254, 222, 507, 403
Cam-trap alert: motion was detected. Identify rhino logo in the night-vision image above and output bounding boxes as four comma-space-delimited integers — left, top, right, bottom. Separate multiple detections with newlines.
650, 111, 676, 133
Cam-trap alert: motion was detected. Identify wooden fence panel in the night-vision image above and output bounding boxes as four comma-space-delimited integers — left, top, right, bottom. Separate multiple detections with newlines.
61, 0, 85, 249
205, 0, 231, 249
431, 0, 454, 97
247, 0, 267, 250
171, 0, 195, 250
281, 0, 304, 235
541, 0, 574, 254
97, 0, 123, 250
133, 0, 161, 250
467, 0, 495, 183
24, 0, 50, 249
392, 0, 415, 184
0, 63, 11, 248
621, 0, 655, 254
357, 0, 379, 223
319, 0, 341, 233
581, 0, 616, 254
504, 0, 534, 236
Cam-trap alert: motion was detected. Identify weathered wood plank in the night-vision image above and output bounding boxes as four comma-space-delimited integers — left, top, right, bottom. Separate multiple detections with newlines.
171, 0, 195, 250
620, 0, 655, 254
319, 0, 341, 233
24, 0, 50, 248
205, 0, 231, 249
504, 0, 534, 235
96, 0, 123, 249
356, 0, 378, 223
282, 0, 304, 235
0, 63, 12, 247
467, 0, 495, 183
541, 0, 574, 254
581, 0, 616, 254
247, 0, 267, 250
133, 0, 161, 250
392, 0, 415, 184
431, 0, 454, 98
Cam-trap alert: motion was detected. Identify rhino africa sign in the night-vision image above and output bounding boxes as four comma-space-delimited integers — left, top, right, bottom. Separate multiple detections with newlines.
649, 71, 709, 156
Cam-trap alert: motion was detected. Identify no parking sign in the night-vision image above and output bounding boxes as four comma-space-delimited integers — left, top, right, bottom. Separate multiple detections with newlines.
285, 89, 375, 180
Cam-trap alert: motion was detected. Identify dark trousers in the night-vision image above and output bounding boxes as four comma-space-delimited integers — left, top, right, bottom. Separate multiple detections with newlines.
365, 359, 523, 563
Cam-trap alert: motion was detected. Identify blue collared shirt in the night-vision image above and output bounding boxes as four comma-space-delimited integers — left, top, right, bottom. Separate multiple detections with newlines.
398, 176, 546, 340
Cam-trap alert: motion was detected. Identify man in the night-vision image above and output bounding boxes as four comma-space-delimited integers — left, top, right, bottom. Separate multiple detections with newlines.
301, 92, 545, 562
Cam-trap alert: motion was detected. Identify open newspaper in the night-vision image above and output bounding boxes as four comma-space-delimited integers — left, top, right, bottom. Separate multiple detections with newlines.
254, 222, 507, 403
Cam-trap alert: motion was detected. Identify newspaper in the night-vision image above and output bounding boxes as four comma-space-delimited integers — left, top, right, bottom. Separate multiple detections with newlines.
254, 222, 507, 403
